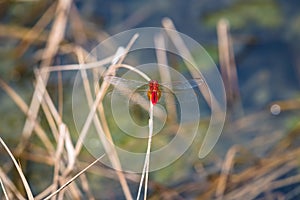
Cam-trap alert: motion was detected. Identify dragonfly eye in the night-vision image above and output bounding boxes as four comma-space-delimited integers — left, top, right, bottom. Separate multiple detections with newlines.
149, 80, 159, 90
148, 82, 153, 89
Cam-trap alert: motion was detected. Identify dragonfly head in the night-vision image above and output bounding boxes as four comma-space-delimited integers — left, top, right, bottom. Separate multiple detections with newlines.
149, 80, 159, 90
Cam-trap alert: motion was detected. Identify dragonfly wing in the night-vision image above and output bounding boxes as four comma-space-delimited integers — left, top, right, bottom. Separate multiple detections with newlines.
105, 85, 150, 110
104, 76, 148, 89
104, 76, 149, 103
161, 78, 204, 90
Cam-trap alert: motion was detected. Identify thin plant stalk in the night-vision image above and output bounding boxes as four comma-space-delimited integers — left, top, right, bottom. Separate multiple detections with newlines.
75, 47, 133, 200
0, 137, 34, 200
217, 19, 242, 115
154, 33, 177, 123
17, 0, 72, 155
44, 155, 105, 200
162, 17, 222, 111
136, 102, 154, 200
215, 145, 239, 200
0, 168, 26, 200
74, 34, 140, 155
0, 78, 54, 153
15, 1, 57, 57
0, 177, 9, 200
144, 102, 154, 200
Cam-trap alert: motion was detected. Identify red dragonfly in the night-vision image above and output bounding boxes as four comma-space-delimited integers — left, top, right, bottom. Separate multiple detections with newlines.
104, 76, 204, 106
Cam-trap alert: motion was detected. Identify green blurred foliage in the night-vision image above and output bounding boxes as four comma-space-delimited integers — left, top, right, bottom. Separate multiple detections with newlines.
203, 0, 283, 29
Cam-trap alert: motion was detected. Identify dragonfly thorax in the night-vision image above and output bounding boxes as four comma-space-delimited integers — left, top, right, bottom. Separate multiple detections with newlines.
147, 80, 161, 105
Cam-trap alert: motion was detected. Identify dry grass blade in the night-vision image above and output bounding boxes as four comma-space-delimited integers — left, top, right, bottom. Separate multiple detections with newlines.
15, 1, 57, 57
35, 69, 64, 125
227, 163, 294, 199
40, 96, 59, 140
17, 0, 72, 156
154, 33, 177, 123
268, 173, 300, 192
0, 137, 34, 200
40, 0, 72, 64
0, 78, 54, 153
75, 47, 134, 200
0, 168, 26, 200
217, 19, 242, 114
41, 58, 110, 72
221, 148, 300, 199
162, 17, 217, 110
33, 64, 81, 199
34, 71, 78, 198
58, 177, 81, 199
162, 17, 225, 158
95, 94, 134, 200
51, 123, 67, 197
21, 151, 53, 166
215, 146, 239, 199
35, 185, 55, 200
74, 34, 139, 154
44, 155, 105, 200
63, 126, 76, 174
0, 177, 9, 200
270, 121, 300, 155
0, 24, 48, 42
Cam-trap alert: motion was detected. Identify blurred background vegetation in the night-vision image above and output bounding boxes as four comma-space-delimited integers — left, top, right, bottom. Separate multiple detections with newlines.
0, 0, 300, 199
